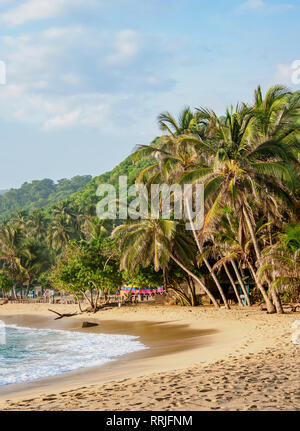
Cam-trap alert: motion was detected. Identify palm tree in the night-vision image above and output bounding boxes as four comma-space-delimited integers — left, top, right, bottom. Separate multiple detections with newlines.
158, 107, 197, 137
112, 219, 220, 308
0, 224, 29, 298
81, 216, 107, 242
133, 86, 299, 312
133, 116, 231, 308
21, 238, 53, 295
209, 208, 251, 306
11, 210, 28, 228
48, 215, 72, 250
179, 102, 299, 312
258, 223, 300, 302
26, 210, 48, 240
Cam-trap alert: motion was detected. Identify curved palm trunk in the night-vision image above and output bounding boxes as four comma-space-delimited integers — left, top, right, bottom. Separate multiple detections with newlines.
187, 276, 197, 306
224, 262, 243, 306
247, 260, 276, 314
12, 285, 17, 300
203, 257, 230, 309
271, 287, 284, 314
185, 203, 230, 309
243, 205, 283, 313
170, 253, 220, 309
242, 206, 261, 260
230, 259, 251, 306
171, 283, 193, 306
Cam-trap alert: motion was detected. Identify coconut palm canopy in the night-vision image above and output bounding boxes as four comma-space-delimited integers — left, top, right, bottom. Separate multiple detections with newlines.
0, 85, 299, 314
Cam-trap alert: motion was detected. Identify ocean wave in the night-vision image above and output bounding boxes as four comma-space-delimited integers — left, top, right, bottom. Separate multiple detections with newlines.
0, 321, 147, 386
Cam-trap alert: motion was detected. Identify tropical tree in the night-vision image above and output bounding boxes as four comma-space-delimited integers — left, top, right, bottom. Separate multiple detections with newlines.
48, 214, 72, 250
158, 106, 197, 137
258, 223, 300, 302
112, 219, 220, 308
50, 238, 123, 311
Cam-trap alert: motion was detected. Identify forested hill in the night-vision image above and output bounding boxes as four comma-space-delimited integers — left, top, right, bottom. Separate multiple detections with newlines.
0, 175, 92, 219
69, 152, 156, 212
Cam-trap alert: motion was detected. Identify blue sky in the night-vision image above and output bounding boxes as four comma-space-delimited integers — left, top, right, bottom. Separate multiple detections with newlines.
0, 0, 299, 189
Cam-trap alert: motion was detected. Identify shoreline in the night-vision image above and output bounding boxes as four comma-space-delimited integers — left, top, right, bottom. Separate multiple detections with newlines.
0, 303, 299, 411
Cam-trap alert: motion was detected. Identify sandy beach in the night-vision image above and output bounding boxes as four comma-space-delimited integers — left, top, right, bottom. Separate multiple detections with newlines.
0, 302, 299, 411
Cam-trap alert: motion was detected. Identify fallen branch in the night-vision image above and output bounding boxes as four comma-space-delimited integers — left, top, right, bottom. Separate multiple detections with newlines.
48, 309, 78, 320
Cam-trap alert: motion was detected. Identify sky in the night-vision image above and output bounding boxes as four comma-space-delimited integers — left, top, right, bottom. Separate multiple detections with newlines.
0, 0, 299, 189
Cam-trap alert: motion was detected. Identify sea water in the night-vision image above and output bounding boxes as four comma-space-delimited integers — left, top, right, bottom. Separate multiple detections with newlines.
0, 321, 147, 386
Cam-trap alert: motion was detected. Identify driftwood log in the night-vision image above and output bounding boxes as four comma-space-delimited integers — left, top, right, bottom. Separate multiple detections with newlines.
48, 309, 78, 320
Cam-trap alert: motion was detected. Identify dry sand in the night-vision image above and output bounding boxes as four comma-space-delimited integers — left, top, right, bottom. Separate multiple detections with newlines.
0, 302, 299, 411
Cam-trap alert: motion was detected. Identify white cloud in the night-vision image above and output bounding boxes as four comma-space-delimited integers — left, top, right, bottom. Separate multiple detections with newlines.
0, 25, 176, 131
44, 109, 81, 129
106, 30, 140, 65
0, 0, 94, 26
271, 63, 295, 86
237, 0, 293, 14
239, 0, 265, 10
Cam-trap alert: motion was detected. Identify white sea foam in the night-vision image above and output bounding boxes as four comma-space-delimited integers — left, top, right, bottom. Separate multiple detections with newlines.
0, 322, 147, 386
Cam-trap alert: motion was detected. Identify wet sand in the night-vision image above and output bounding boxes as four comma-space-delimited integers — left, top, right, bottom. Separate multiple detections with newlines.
0, 303, 299, 410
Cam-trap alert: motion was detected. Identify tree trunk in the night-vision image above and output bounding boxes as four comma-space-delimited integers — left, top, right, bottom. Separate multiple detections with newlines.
185, 202, 230, 309
203, 257, 230, 309
271, 287, 284, 314
12, 285, 17, 300
230, 259, 251, 306
224, 262, 243, 306
186, 276, 195, 306
243, 206, 261, 260
171, 284, 193, 306
163, 267, 169, 291
247, 260, 276, 313
242, 207, 281, 311
90, 289, 94, 309
190, 278, 197, 306
170, 253, 220, 309
94, 288, 100, 312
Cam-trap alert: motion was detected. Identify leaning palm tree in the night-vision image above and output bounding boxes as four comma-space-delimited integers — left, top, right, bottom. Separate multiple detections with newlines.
208, 207, 251, 306
258, 223, 300, 302
179, 101, 299, 312
133, 119, 231, 308
135, 87, 300, 312
112, 218, 220, 308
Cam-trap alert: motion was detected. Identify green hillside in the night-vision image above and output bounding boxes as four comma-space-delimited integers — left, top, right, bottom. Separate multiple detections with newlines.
69, 150, 156, 214
0, 141, 156, 221
0, 176, 92, 220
